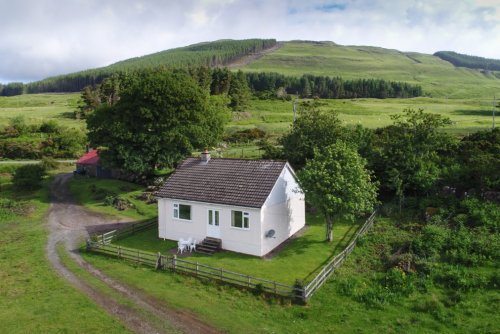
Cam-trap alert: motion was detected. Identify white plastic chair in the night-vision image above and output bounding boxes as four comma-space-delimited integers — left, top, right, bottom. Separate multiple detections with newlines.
189, 239, 197, 252
177, 240, 187, 253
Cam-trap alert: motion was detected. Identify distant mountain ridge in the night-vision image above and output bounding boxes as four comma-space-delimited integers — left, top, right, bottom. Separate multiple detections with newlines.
12, 39, 500, 99
434, 51, 500, 71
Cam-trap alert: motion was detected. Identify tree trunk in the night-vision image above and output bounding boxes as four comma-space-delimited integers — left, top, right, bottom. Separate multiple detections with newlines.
325, 214, 333, 242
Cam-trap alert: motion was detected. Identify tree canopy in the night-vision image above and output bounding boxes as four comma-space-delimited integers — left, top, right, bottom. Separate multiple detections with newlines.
86, 69, 230, 176
372, 109, 453, 198
299, 141, 378, 241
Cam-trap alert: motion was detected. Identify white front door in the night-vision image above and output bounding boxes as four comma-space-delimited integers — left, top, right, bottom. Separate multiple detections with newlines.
207, 209, 220, 238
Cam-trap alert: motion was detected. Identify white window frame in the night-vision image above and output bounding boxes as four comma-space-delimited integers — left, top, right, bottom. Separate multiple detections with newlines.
231, 210, 250, 230
173, 203, 192, 221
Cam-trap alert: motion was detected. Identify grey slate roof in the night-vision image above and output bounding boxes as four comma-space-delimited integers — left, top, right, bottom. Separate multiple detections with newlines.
155, 157, 288, 208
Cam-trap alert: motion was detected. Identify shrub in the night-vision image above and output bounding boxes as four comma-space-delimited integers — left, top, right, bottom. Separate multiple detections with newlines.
435, 265, 490, 291
382, 268, 415, 296
413, 224, 448, 258
355, 284, 395, 308
40, 157, 59, 170
225, 128, 266, 143
39, 120, 60, 134
0, 198, 32, 218
460, 198, 499, 231
12, 164, 46, 190
104, 195, 134, 211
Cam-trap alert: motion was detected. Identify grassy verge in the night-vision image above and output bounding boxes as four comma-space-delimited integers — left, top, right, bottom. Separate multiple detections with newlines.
57, 244, 180, 334
82, 216, 499, 333
68, 176, 157, 221
113, 215, 361, 285
0, 167, 130, 333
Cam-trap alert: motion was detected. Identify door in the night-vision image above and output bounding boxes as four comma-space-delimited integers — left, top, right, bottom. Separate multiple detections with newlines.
207, 209, 220, 238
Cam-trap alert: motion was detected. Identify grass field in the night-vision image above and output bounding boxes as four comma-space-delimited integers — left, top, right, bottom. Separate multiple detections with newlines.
68, 176, 158, 221
0, 165, 130, 333
82, 216, 499, 334
242, 41, 500, 99
113, 215, 362, 285
0, 93, 82, 129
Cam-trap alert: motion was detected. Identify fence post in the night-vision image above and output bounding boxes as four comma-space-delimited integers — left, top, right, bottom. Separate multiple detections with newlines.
172, 255, 177, 272
247, 275, 251, 288
196, 262, 199, 276
86, 239, 90, 251
118, 246, 121, 258
155, 252, 162, 270
220, 268, 223, 280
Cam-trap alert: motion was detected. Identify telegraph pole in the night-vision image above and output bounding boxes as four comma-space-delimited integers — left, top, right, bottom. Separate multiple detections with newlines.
293, 92, 298, 127
493, 95, 496, 129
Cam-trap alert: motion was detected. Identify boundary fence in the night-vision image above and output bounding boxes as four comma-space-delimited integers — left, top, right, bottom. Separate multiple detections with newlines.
87, 210, 378, 303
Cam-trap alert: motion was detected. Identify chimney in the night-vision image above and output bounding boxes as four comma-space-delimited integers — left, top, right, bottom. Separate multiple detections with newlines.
200, 148, 211, 162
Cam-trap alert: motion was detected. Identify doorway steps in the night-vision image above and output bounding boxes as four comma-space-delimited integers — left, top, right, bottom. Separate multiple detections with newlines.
196, 237, 222, 255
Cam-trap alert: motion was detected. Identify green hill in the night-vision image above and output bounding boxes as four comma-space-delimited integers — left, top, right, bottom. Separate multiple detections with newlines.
23, 40, 500, 99
239, 41, 500, 98
26, 39, 277, 93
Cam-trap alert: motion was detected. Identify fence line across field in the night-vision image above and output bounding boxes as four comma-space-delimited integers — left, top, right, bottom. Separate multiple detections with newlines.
87, 210, 378, 303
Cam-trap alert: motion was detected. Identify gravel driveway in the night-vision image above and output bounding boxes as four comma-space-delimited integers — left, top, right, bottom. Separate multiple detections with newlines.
46, 173, 223, 334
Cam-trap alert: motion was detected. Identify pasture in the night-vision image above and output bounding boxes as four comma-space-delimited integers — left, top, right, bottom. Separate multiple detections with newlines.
241, 42, 500, 99
0, 165, 129, 333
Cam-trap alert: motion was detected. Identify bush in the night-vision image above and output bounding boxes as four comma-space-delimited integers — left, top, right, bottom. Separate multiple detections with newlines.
413, 224, 448, 258
225, 128, 267, 143
40, 157, 59, 170
0, 198, 32, 218
382, 268, 415, 296
12, 164, 46, 190
434, 265, 490, 291
460, 198, 499, 231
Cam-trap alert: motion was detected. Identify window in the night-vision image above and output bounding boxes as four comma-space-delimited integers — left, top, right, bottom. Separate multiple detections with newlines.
208, 209, 219, 226
173, 203, 191, 220
231, 210, 249, 229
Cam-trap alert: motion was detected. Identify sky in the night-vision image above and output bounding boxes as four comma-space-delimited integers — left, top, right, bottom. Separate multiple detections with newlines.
1, 0, 500, 83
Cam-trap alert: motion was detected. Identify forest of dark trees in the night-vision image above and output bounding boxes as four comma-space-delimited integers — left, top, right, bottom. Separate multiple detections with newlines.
245, 72, 422, 98
0, 82, 25, 96
434, 51, 500, 71
25, 39, 277, 93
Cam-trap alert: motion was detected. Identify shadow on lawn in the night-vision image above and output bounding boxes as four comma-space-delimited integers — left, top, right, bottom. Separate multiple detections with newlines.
300, 222, 362, 283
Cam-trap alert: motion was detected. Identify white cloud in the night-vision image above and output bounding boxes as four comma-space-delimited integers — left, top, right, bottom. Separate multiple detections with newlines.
0, 0, 499, 83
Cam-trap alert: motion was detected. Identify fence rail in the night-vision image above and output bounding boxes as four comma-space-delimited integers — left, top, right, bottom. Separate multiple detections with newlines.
303, 210, 378, 300
87, 210, 378, 303
91, 219, 156, 244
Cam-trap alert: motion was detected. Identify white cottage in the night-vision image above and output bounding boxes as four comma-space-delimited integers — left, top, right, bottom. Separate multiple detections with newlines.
155, 151, 305, 257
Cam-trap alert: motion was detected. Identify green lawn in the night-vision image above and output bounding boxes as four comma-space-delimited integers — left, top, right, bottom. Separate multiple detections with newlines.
0, 166, 130, 333
113, 215, 362, 285
68, 176, 158, 221
82, 216, 499, 334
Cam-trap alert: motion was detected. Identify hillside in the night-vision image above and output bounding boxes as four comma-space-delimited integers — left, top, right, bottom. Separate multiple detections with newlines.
20, 40, 500, 99
240, 41, 500, 98
26, 39, 277, 93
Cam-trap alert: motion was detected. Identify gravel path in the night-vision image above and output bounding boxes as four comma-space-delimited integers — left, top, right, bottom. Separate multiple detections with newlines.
46, 173, 224, 334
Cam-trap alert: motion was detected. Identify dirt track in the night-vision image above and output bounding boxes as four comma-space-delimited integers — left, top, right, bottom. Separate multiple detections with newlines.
46, 173, 224, 334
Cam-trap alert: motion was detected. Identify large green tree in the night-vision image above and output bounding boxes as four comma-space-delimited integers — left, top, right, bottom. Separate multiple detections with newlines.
87, 69, 229, 176
299, 141, 378, 241
372, 109, 453, 200
279, 101, 348, 169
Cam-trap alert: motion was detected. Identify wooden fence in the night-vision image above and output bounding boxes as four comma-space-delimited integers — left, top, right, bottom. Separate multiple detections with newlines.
87, 210, 378, 303
87, 241, 303, 299
303, 210, 378, 301
91, 219, 156, 244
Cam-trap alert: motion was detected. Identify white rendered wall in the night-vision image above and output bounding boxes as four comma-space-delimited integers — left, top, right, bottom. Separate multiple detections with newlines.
158, 198, 263, 256
260, 165, 305, 256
